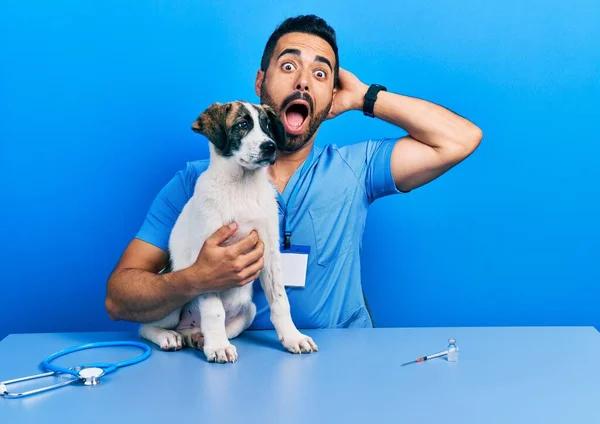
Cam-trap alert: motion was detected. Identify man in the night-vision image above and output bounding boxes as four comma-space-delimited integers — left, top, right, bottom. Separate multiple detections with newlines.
105, 15, 482, 331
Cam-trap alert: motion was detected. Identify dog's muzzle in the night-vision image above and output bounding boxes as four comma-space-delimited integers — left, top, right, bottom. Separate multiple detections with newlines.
260, 141, 277, 165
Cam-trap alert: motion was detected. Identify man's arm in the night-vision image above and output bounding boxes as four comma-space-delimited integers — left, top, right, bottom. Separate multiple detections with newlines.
105, 238, 191, 323
105, 223, 265, 323
372, 91, 482, 192
328, 68, 482, 193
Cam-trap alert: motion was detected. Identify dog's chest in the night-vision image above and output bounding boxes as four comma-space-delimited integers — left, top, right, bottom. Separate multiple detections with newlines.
212, 180, 276, 242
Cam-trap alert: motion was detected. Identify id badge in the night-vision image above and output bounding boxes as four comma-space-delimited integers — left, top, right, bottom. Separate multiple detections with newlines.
280, 245, 310, 287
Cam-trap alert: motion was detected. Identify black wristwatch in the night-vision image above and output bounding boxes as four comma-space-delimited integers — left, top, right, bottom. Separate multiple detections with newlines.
363, 84, 387, 117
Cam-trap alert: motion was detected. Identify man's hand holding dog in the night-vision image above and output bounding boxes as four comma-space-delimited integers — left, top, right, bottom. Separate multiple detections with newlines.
181, 222, 265, 294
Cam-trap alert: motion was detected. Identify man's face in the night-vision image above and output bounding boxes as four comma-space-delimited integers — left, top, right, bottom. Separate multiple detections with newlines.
256, 32, 337, 153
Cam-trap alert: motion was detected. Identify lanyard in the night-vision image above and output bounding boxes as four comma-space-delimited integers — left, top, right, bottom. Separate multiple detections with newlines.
275, 148, 314, 250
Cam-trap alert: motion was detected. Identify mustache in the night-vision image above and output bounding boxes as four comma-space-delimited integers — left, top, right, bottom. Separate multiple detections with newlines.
281, 91, 313, 114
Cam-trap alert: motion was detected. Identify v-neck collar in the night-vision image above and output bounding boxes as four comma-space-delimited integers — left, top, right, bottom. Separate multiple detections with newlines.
272, 145, 319, 205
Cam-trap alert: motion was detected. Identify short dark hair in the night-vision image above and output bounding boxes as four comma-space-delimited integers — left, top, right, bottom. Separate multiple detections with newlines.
260, 14, 340, 88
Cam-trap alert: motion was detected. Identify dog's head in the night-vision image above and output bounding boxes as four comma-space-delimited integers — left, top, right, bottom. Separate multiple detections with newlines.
191, 101, 286, 170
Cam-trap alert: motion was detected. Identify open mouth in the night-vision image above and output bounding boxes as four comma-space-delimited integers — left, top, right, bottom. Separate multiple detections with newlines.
283, 100, 310, 135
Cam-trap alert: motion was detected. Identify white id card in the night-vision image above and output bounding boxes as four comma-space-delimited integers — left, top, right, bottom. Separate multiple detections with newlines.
280, 245, 310, 287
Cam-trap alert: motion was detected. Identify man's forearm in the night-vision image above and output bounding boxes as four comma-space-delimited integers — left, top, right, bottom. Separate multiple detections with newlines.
371, 90, 482, 151
105, 268, 197, 323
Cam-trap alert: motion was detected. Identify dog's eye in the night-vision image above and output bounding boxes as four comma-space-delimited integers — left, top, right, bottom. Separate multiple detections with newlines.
236, 121, 248, 130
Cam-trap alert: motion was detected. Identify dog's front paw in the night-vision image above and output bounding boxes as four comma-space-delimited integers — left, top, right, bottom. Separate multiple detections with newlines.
280, 331, 318, 354
179, 328, 205, 350
203, 343, 238, 363
157, 330, 183, 351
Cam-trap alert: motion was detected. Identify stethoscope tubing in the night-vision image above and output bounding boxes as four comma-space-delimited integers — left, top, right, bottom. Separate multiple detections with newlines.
41, 341, 152, 376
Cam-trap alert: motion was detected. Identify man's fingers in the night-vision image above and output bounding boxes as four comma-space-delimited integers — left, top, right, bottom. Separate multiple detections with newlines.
207, 222, 238, 246
238, 256, 264, 281
239, 271, 260, 287
236, 240, 264, 268
228, 230, 259, 256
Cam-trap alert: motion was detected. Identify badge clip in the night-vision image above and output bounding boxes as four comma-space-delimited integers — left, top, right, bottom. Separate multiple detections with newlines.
283, 231, 292, 250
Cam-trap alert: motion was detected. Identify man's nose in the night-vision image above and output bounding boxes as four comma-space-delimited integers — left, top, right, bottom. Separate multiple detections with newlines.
294, 70, 310, 92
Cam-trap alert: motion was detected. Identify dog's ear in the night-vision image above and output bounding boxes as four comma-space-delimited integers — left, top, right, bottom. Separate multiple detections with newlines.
191, 102, 231, 151
264, 105, 287, 150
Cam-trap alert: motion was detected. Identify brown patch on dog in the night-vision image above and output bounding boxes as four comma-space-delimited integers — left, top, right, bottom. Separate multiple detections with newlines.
191, 101, 248, 155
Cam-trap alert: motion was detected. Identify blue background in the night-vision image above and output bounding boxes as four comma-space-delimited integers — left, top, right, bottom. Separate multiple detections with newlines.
1, 0, 598, 340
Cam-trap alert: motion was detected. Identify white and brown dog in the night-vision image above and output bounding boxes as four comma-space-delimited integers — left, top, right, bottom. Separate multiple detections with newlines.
139, 101, 318, 363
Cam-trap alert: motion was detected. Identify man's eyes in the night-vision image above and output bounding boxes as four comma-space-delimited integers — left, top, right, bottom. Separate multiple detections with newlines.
281, 62, 327, 79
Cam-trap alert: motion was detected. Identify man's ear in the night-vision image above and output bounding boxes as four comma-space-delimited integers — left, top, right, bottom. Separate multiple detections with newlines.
191, 102, 230, 152
326, 88, 339, 120
264, 105, 286, 150
255, 70, 264, 97
331, 86, 339, 105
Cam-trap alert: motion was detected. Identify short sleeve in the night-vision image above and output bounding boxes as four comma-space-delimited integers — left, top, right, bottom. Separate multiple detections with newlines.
336, 138, 401, 203
135, 161, 205, 251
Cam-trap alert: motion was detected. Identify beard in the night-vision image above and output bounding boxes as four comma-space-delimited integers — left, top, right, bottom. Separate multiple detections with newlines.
260, 79, 332, 153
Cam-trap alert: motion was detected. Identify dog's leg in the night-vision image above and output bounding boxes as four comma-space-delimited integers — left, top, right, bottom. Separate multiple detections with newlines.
225, 302, 256, 339
142, 212, 201, 352
259, 229, 318, 354
139, 308, 183, 351
179, 301, 255, 349
198, 294, 237, 363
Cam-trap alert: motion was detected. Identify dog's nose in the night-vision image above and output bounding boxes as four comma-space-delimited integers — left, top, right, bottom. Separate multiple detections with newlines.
260, 141, 276, 153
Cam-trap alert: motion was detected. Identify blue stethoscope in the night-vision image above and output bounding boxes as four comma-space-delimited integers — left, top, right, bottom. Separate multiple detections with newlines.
0, 341, 151, 399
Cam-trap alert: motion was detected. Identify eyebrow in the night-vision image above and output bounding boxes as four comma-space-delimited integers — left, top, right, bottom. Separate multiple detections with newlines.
277, 48, 333, 71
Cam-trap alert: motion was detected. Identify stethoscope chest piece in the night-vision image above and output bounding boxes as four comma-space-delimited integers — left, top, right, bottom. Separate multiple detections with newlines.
77, 367, 105, 386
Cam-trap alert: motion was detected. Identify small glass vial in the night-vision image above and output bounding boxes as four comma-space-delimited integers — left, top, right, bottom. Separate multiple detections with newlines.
447, 338, 458, 362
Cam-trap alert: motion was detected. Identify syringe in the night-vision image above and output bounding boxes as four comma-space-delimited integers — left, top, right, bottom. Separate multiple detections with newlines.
400, 349, 448, 366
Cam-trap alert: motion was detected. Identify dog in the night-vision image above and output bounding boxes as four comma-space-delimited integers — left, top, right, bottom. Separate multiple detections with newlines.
139, 101, 318, 363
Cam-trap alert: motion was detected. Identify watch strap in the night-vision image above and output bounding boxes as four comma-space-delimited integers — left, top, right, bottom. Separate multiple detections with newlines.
363, 84, 387, 117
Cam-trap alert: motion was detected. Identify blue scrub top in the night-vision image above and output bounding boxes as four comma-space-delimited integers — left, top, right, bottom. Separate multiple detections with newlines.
135, 138, 401, 329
